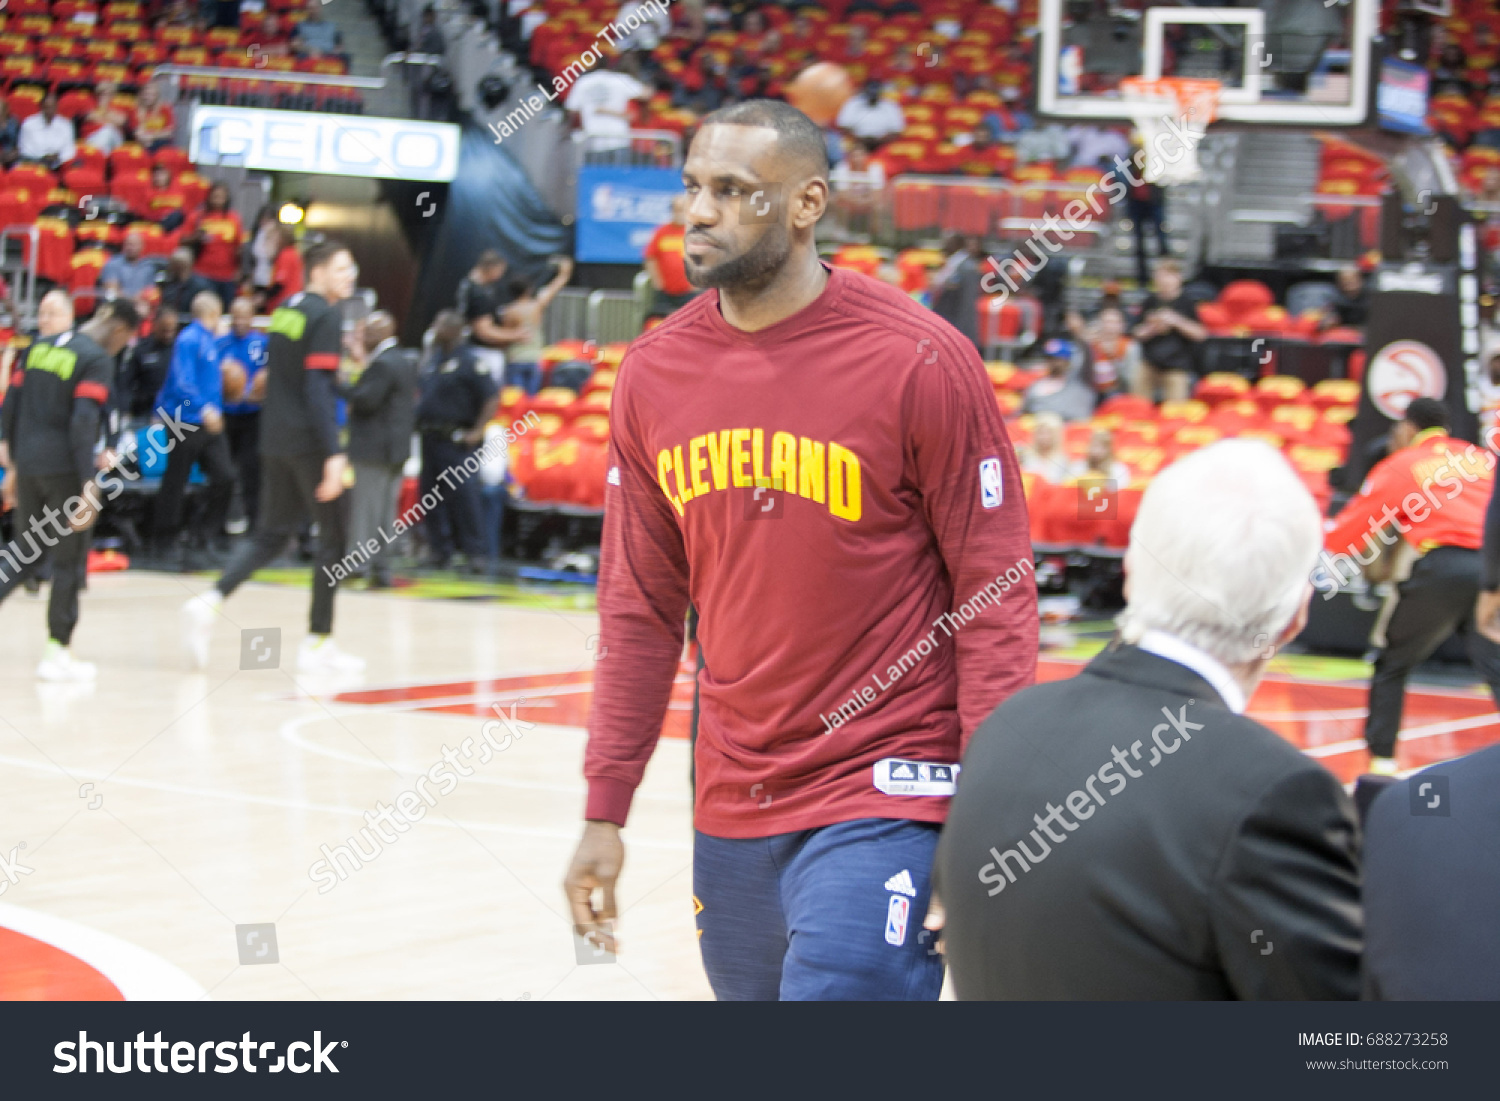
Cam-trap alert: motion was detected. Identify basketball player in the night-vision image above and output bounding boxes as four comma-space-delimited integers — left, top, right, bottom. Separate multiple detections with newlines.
563, 100, 1038, 1000
182, 239, 365, 674
0, 300, 141, 679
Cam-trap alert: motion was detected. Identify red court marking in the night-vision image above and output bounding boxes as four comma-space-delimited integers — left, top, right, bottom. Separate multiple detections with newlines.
330, 657, 1500, 785
0, 928, 122, 1001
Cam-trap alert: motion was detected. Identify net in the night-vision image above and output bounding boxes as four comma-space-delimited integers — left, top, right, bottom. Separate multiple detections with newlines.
1118, 77, 1222, 186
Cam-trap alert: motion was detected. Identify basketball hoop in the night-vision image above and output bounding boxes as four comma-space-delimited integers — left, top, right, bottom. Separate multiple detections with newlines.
1118, 76, 1221, 186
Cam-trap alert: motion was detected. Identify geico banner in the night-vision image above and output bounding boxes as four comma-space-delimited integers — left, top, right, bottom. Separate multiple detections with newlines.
189, 106, 460, 181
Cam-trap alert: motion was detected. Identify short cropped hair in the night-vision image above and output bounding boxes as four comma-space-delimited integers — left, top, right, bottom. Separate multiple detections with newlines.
103, 298, 141, 331
1402, 397, 1450, 434
1118, 439, 1320, 666
303, 237, 349, 275
699, 98, 830, 178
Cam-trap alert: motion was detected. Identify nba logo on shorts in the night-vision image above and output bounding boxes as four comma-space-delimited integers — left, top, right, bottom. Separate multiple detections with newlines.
979, 458, 1003, 509
885, 894, 910, 946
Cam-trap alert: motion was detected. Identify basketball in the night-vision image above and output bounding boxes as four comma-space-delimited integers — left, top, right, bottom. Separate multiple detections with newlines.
220, 357, 247, 403
785, 62, 853, 127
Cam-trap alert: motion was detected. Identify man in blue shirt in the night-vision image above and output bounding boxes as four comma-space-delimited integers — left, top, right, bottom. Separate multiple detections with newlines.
152, 291, 235, 568
98, 230, 161, 301
218, 296, 269, 533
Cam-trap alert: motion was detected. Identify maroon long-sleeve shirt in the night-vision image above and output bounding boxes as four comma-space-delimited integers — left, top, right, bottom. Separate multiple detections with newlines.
585, 265, 1038, 838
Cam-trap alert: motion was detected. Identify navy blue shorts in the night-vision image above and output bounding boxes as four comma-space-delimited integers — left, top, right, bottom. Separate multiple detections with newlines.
693, 817, 946, 1001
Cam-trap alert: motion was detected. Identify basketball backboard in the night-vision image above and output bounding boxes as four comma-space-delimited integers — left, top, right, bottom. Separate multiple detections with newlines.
1037, 0, 1380, 127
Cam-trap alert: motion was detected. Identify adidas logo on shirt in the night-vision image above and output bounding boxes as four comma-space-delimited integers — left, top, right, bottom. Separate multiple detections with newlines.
884, 869, 916, 897
891, 763, 915, 779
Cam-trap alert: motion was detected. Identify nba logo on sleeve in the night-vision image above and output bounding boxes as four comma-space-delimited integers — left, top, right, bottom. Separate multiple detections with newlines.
979, 458, 1003, 509
885, 894, 910, 946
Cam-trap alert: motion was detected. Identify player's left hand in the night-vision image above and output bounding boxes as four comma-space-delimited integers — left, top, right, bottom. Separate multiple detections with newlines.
1476, 590, 1500, 644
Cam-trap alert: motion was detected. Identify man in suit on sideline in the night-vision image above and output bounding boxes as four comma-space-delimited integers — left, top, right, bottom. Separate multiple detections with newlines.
933, 439, 1363, 999
339, 310, 417, 589
1361, 744, 1500, 999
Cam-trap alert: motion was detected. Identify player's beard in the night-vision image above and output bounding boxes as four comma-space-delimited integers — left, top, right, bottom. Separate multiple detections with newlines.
685, 224, 791, 291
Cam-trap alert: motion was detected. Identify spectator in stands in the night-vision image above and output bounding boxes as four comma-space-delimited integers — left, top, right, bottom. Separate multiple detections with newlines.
928, 234, 983, 353
1133, 259, 1206, 403
1067, 123, 1131, 171
566, 54, 652, 154
1020, 412, 1072, 484
292, 0, 347, 61
81, 82, 129, 156
1084, 306, 1144, 398
1073, 427, 1131, 485
460, 250, 516, 382
160, 247, 218, 314
674, 51, 731, 115
1126, 170, 1169, 285
117, 307, 180, 420
1022, 338, 1096, 422
189, 184, 247, 308
218, 297, 269, 534
456, 250, 509, 321
1016, 122, 1071, 166
828, 138, 886, 239
18, 92, 76, 170
340, 310, 417, 589
415, 5, 445, 54
99, 231, 162, 301
1323, 263, 1367, 328
132, 84, 175, 153
150, 165, 190, 232
152, 291, 235, 569
245, 12, 293, 59
835, 79, 905, 146
265, 225, 304, 311
1432, 42, 1469, 96
249, 207, 282, 301
616, 0, 672, 51
497, 255, 573, 394
643, 196, 697, 321
0, 100, 22, 168
416, 310, 497, 572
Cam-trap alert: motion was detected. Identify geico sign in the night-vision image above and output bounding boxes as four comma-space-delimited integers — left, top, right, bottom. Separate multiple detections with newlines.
189, 106, 460, 182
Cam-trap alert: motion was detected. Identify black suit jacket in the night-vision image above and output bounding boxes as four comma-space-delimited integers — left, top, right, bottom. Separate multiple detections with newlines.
934, 643, 1363, 999
1362, 743, 1500, 999
342, 346, 418, 467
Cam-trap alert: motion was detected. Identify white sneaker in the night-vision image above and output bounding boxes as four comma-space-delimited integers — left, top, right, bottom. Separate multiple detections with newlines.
182, 591, 222, 670
37, 643, 97, 682
297, 636, 366, 674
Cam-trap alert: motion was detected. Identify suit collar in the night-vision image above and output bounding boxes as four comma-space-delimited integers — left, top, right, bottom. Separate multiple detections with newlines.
1085, 640, 1237, 713
1134, 630, 1247, 713
370, 336, 400, 359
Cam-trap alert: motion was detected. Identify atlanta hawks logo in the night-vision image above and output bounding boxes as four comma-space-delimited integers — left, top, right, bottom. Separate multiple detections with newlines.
1368, 340, 1447, 421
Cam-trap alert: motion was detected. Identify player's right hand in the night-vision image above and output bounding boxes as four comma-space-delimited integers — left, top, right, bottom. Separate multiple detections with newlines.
202, 408, 224, 434
564, 820, 623, 955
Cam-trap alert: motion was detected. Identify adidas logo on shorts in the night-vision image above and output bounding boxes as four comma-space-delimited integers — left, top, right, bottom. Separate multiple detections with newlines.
884, 869, 916, 897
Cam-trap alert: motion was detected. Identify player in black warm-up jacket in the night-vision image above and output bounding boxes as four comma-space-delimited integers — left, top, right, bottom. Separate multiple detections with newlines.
181, 238, 366, 675
0, 300, 141, 680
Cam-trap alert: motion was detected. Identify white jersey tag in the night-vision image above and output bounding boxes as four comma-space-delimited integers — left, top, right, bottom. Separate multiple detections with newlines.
873, 758, 960, 796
